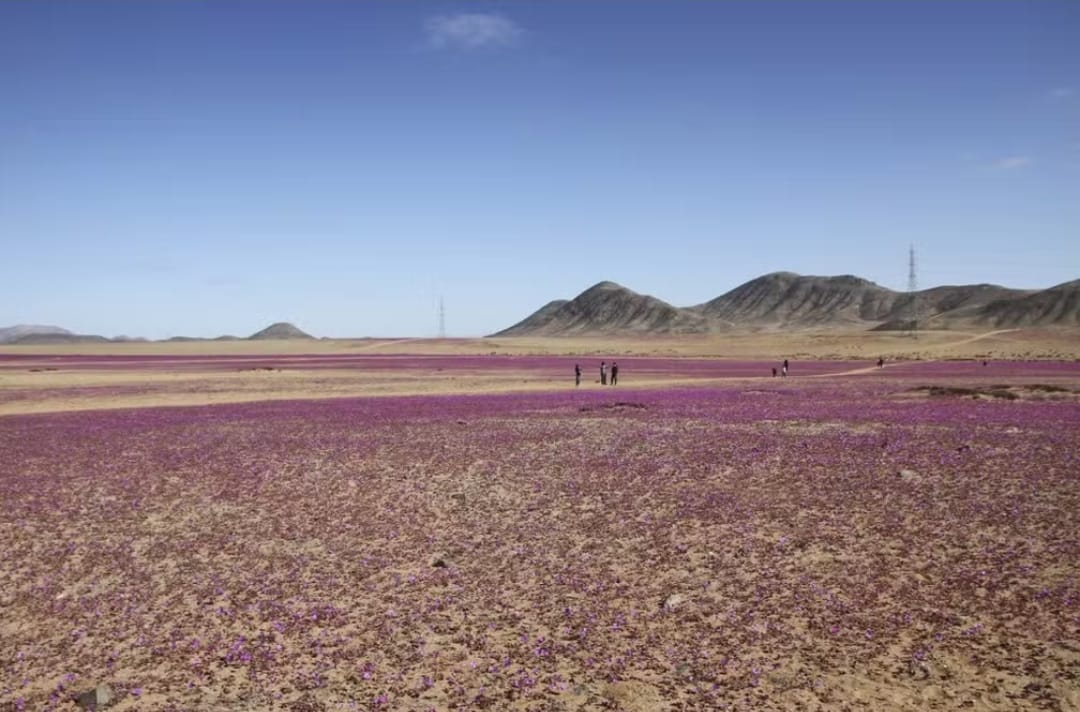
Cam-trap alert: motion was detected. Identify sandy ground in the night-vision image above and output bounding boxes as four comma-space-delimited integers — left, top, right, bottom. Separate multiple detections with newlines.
2, 331, 1078, 710
3, 327, 1079, 360
2, 329, 1077, 417
1, 376, 1078, 711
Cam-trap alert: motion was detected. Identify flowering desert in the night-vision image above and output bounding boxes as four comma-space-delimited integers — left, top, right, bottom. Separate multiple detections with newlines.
1, 355, 1078, 711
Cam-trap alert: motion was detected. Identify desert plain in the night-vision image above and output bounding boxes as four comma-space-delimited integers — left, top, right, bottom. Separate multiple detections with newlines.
1, 328, 1078, 711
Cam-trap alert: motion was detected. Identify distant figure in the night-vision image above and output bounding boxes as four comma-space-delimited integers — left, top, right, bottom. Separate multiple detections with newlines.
783, 358, 789, 372
982, 360, 988, 367
781, 364, 788, 377
877, 358, 884, 369
611, 362, 619, 386
772, 367, 778, 377
600, 361, 607, 386
575, 363, 581, 387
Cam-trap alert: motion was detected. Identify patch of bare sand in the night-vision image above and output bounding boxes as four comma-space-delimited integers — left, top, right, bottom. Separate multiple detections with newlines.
0, 367, 729, 416
2, 327, 1077, 416
4, 327, 1079, 360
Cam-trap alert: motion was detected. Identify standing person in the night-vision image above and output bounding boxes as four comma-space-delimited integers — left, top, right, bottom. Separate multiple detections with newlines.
877, 357, 884, 369
600, 361, 607, 386
781, 361, 788, 377
772, 367, 777, 377
574, 363, 581, 387
783, 358, 789, 373
610, 361, 618, 386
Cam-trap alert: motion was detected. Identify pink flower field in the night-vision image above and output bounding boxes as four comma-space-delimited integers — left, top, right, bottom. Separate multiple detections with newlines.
1, 363, 1078, 710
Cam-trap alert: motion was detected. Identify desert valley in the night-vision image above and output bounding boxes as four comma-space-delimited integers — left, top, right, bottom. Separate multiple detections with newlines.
5, 1, 1077, 708
2, 271, 1079, 711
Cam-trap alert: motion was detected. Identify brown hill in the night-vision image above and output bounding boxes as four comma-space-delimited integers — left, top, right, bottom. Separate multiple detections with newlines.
973, 279, 1080, 328
694, 272, 896, 327
0, 324, 74, 344
870, 284, 1031, 330
493, 282, 712, 336
497, 273, 1078, 336
495, 299, 569, 335
248, 322, 314, 340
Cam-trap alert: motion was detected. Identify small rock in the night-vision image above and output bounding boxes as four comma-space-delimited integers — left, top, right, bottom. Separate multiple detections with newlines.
430, 552, 453, 568
909, 660, 932, 679
661, 593, 686, 611
898, 469, 920, 483
288, 693, 328, 712
602, 680, 665, 712
74, 684, 114, 710
450, 492, 466, 506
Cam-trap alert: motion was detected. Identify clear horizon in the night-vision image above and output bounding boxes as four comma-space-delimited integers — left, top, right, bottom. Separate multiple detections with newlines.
3, 1, 1078, 339
2, 269, 1074, 340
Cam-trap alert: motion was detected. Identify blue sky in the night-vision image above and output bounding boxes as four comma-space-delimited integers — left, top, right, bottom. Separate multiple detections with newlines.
2, 1, 1077, 338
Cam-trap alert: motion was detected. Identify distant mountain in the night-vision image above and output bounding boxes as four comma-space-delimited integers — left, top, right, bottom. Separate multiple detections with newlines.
694, 272, 896, 327
0, 324, 73, 344
9, 332, 110, 345
974, 279, 1080, 328
872, 284, 1031, 330
248, 322, 314, 340
496, 299, 569, 335
159, 334, 239, 342
493, 282, 713, 336
496, 274, 1080, 335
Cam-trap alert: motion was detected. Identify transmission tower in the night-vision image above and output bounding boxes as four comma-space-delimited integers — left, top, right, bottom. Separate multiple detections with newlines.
438, 297, 446, 339
907, 244, 919, 337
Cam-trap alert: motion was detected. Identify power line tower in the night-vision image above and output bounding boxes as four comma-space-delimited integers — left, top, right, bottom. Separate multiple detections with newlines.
907, 244, 919, 338
438, 296, 446, 339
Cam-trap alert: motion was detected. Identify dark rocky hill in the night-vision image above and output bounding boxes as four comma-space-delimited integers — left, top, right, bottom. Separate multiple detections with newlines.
973, 279, 1080, 328
497, 274, 1079, 335
694, 273, 896, 327
873, 284, 1031, 330
495, 299, 569, 335
493, 282, 712, 336
247, 322, 314, 340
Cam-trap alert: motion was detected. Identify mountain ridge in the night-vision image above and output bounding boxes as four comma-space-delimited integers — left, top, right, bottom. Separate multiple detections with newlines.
5, 275, 1076, 342
494, 281, 714, 336
247, 322, 314, 340
494, 273, 1078, 335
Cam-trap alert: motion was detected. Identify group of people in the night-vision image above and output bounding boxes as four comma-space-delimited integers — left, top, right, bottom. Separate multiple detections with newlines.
574, 361, 618, 386
571, 354, 918, 386
771, 358, 790, 377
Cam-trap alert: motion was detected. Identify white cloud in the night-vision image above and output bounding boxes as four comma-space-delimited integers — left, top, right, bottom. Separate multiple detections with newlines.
994, 155, 1033, 170
425, 13, 522, 50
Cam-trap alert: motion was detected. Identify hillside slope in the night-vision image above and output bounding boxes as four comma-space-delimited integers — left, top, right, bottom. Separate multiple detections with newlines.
493, 282, 712, 336
973, 279, 1080, 328
496, 273, 1079, 335
248, 322, 314, 340
0, 325, 73, 344
694, 273, 896, 327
